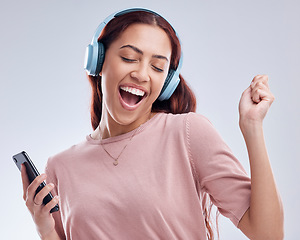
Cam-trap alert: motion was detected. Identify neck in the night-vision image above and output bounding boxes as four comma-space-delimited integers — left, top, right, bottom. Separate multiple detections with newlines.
94, 110, 154, 140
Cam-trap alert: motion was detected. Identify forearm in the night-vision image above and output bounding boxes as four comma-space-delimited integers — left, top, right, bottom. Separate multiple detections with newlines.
241, 120, 284, 239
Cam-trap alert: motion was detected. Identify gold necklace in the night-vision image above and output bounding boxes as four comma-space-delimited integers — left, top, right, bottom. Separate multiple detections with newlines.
99, 114, 153, 166
100, 126, 139, 166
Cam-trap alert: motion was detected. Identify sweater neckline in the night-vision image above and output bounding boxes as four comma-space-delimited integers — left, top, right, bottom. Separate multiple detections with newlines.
86, 113, 163, 145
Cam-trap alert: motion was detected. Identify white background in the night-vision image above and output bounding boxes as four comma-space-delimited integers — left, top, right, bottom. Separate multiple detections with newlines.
1, 0, 299, 239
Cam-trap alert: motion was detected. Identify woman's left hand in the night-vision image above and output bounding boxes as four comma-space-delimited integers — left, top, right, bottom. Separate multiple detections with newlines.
237, 75, 284, 239
239, 75, 275, 130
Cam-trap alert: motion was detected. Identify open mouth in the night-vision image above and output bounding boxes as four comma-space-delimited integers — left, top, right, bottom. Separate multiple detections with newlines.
119, 86, 146, 106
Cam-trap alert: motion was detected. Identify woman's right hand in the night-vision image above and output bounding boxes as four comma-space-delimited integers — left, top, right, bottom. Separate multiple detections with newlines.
21, 164, 60, 239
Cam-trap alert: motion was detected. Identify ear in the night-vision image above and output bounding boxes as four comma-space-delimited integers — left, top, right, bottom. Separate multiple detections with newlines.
99, 71, 102, 77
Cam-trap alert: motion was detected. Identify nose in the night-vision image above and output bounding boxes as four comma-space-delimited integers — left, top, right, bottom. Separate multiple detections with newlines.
130, 63, 150, 82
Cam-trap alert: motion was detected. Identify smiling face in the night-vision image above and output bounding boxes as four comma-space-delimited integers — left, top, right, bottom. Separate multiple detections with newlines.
99, 23, 172, 136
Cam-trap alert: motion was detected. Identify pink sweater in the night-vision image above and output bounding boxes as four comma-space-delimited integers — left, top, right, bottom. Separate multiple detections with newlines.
46, 113, 251, 240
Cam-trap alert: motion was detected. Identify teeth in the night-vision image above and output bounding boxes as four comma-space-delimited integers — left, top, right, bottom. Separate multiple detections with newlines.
120, 86, 145, 96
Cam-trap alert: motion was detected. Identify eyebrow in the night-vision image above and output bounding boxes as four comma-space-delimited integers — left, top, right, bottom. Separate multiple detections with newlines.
120, 44, 169, 62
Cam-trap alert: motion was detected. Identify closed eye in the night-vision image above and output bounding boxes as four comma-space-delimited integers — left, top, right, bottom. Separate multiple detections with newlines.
121, 56, 136, 62
152, 65, 164, 72
121, 56, 164, 72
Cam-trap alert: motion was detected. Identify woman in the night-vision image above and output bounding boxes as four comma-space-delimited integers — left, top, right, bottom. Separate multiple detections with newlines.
21, 8, 284, 240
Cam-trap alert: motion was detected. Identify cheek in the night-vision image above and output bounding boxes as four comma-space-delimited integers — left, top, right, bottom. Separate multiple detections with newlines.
101, 63, 123, 95
151, 74, 167, 98
100, 78, 109, 105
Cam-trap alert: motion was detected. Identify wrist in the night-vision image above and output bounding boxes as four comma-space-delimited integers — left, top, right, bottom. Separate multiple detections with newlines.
40, 229, 61, 240
239, 117, 263, 137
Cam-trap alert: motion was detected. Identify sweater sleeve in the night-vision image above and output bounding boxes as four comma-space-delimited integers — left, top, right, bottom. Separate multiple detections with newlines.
186, 113, 251, 226
45, 157, 66, 240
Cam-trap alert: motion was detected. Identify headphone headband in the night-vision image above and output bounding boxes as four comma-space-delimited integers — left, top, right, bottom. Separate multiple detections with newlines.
84, 8, 183, 101
90, 8, 171, 45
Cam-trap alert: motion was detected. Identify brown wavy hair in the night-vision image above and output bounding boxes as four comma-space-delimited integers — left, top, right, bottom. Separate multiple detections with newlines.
87, 10, 217, 239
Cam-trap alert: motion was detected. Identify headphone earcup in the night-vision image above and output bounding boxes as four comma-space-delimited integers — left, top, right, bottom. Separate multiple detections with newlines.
84, 42, 105, 76
158, 69, 180, 101
95, 42, 105, 76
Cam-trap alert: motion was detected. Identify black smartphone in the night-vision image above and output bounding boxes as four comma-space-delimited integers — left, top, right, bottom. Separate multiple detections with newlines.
12, 151, 59, 213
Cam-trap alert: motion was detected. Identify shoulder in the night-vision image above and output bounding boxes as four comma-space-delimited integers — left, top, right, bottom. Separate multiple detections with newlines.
158, 112, 214, 132
183, 112, 226, 148
185, 112, 216, 133
156, 112, 210, 128
45, 139, 89, 173
153, 112, 215, 140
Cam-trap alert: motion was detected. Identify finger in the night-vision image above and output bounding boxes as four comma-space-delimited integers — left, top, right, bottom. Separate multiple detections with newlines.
250, 76, 271, 103
21, 164, 30, 201
251, 81, 269, 95
251, 75, 269, 88
251, 75, 269, 85
252, 87, 274, 104
252, 74, 268, 82
252, 88, 263, 103
240, 86, 253, 104
41, 195, 59, 215
34, 183, 55, 206
26, 174, 47, 203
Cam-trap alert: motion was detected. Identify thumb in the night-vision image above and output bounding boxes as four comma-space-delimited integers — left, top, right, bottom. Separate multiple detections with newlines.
21, 164, 30, 200
239, 86, 252, 110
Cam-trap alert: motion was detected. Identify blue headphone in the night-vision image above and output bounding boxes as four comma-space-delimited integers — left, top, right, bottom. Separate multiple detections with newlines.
84, 8, 183, 101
